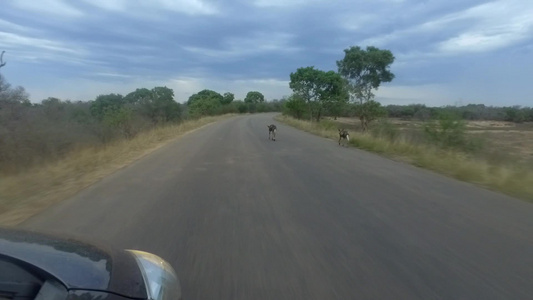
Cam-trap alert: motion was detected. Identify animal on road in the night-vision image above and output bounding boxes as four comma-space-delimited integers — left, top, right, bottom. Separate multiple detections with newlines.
267, 124, 277, 141
338, 128, 349, 146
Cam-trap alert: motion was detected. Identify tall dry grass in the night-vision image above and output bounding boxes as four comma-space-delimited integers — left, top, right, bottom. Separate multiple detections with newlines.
276, 115, 533, 202
0, 115, 234, 225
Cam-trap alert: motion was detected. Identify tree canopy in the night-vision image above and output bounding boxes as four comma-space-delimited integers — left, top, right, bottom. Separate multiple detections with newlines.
244, 91, 265, 103
123, 86, 181, 124
337, 46, 395, 130
90, 93, 124, 120
337, 46, 395, 103
289, 66, 348, 121
187, 89, 224, 117
187, 89, 223, 106
222, 92, 235, 105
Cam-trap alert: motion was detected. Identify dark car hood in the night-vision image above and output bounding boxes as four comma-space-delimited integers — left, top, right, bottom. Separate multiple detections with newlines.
0, 227, 147, 299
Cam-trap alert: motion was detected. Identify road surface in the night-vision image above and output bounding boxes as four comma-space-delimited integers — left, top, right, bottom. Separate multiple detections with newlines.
21, 113, 533, 299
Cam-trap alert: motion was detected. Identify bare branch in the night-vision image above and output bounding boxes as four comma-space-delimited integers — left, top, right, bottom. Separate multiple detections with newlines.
0, 51, 6, 68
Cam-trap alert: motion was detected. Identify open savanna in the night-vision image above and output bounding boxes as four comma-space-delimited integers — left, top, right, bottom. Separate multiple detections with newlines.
0, 115, 234, 226
277, 115, 533, 202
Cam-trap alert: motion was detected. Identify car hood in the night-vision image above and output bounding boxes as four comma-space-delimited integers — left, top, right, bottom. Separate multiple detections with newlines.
0, 227, 147, 299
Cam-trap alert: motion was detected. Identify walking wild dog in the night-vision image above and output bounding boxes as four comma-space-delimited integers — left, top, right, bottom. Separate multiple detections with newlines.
338, 128, 349, 146
267, 124, 277, 141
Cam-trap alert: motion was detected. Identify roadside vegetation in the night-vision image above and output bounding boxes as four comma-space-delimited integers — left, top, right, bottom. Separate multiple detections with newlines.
281, 45, 533, 202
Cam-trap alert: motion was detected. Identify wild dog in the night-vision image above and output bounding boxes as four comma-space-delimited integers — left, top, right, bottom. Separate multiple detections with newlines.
267, 124, 277, 141
338, 128, 349, 146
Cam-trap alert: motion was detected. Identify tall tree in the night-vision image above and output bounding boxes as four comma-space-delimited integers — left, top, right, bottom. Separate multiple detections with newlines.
123, 87, 182, 124
124, 88, 152, 105
187, 89, 223, 105
289, 66, 347, 121
337, 46, 395, 131
244, 91, 265, 103
149, 86, 181, 123
221, 92, 235, 105
187, 89, 223, 117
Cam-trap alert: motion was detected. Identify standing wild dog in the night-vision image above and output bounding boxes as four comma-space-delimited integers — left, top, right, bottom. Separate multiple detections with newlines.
267, 124, 277, 141
338, 128, 349, 146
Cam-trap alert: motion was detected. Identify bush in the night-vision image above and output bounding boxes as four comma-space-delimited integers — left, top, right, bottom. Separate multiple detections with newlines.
283, 95, 307, 119
424, 113, 482, 152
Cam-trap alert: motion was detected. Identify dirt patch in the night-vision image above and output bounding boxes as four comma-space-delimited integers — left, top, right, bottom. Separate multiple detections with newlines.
466, 120, 516, 128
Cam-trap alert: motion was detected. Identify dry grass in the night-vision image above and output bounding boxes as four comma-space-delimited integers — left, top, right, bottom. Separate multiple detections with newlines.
0, 115, 234, 226
276, 115, 533, 202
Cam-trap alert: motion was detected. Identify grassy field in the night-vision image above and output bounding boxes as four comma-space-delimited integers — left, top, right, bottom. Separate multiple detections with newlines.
276, 115, 533, 203
0, 115, 235, 226
379, 118, 533, 165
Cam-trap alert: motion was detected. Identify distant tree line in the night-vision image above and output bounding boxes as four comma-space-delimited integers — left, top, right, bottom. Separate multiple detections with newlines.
186, 89, 281, 117
385, 103, 533, 123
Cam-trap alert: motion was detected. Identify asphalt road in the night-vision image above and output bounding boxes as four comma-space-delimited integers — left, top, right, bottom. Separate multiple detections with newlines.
21, 113, 533, 299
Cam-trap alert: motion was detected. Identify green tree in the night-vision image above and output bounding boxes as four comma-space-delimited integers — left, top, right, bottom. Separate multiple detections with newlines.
244, 91, 265, 103
283, 94, 307, 119
124, 88, 152, 105
124, 87, 181, 124
187, 89, 223, 105
90, 93, 124, 120
187, 89, 223, 117
289, 66, 347, 121
221, 92, 235, 105
188, 97, 220, 117
504, 106, 526, 123
149, 86, 181, 123
337, 46, 395, 131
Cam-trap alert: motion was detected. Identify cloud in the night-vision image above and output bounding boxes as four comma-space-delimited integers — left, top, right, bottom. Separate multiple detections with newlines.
361, 0, 533, 57
183, 32, 301, 61
80, 0, 128, 11
156, 0, 219, 15
253, 0, 322, 8
91, 72, 134, 79
9, 0, 83, 17
80, 0, 218, 15
338, 13, 381, 32
0, 32, 82, 55
435, 1, 533, 54
0, 19, 31, 33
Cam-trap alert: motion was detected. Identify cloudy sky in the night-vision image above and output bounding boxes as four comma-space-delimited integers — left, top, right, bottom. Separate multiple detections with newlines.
1, 0, 532, 106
